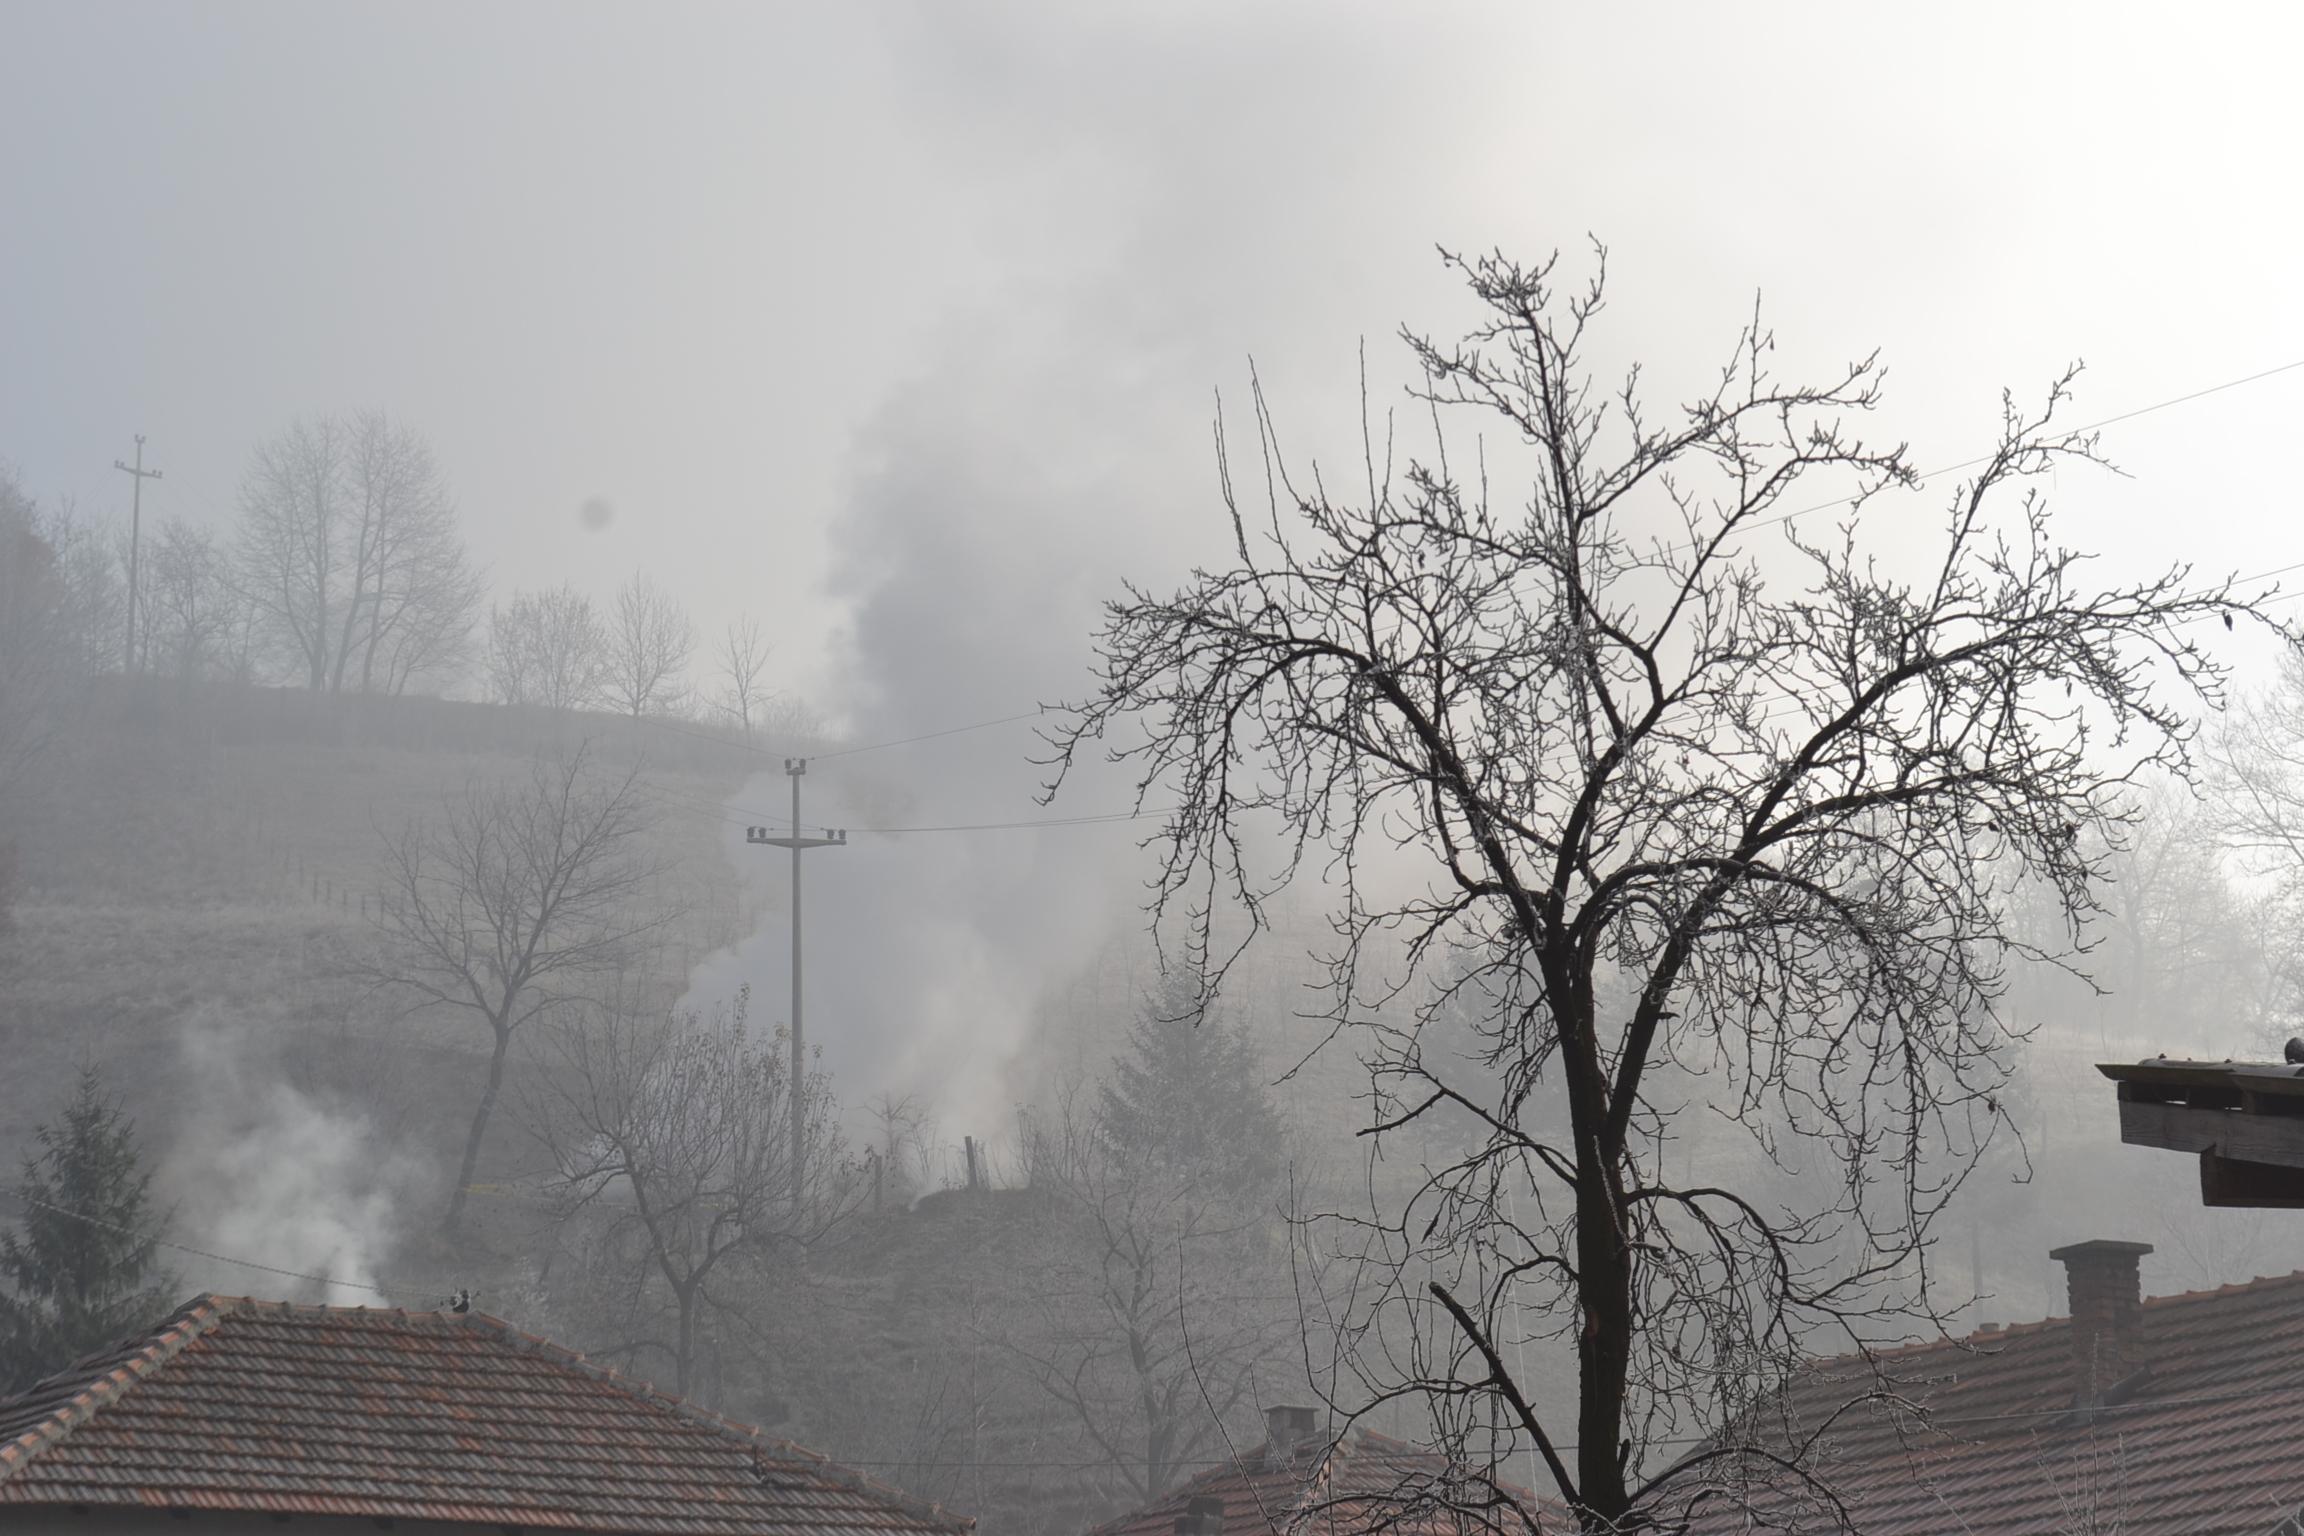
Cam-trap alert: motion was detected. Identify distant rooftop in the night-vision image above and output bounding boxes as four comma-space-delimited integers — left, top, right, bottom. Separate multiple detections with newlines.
0, 1293, 972, 1536
1685, 1248, 2304, 1534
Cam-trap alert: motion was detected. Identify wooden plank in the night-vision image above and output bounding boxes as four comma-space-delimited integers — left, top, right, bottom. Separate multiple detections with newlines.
2120, 1099, 2304, 1168
2098, 1060, 2304, 1098
2200, 1151, 2304, 1209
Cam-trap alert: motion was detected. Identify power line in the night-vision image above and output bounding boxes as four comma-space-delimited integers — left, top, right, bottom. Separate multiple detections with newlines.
0, 1192, 442, 1305
1728, 354, 2304, 544
811, 708, 1047, 761
621, 706, 1045, 768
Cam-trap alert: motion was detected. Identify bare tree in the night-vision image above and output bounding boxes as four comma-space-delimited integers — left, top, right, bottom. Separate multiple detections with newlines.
232, 413, 477, 694
343, 412, 484, 694
371, 743, 673, 1232
601, 573, 694, 718
487, 584, 608, 712
140, 518, 240, 684
713, 614, 774, 738
0, 471, 111, 807
530, 979, 853, 1399
1003, 984, 1302, 1502
1048, 248, 2264, 1531
234, 416, 348, 692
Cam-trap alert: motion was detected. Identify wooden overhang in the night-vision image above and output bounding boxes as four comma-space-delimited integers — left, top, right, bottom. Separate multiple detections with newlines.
2099, 1057, 2304, 1208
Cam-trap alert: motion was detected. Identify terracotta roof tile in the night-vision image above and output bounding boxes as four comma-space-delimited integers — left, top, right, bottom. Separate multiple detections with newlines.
1088, 1428, 1566, 1536
0, 1293, 971, 1536
1679, 1268, 2304, 1535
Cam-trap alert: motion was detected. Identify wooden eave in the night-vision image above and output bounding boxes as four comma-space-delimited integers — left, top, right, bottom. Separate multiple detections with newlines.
2098, 1058, 2304, 1208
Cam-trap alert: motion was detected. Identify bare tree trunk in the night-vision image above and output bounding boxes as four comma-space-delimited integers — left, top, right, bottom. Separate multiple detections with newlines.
675, 1285, 697, 1398
445, 1026, 510, 1234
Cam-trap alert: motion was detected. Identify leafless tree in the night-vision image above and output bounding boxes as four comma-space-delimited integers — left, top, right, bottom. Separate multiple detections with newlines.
487, 584, 608, 712
1047, 247, 2268, 1531
0, 472, 109, 808
140, 518, 241, 684
234, 416, 348, 691
343, 412, 483, 694
371, 742, 674, 1232
529, 979, 853, 1400
1002, 987, 1302, 1502
232, 413, 478, 694
601, 573, 694, 718
713, 614, 775, 738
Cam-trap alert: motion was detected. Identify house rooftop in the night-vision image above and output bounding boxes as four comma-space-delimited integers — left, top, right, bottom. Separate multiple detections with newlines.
1685, 1245, 2304, 1534
0, 1293, 972, 1536
1089, 1406, 1562, 1536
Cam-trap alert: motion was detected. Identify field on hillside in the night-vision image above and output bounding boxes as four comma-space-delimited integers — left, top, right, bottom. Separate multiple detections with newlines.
0, 679, 779, 1281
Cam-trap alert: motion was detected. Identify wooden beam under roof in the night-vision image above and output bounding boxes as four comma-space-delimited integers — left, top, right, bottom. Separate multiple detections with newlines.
2097, 1057, 2304, 1208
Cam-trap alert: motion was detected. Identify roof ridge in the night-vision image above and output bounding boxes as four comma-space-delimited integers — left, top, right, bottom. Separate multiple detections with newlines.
1794, 1265, 2304, 1371
458, 1303, 975, 1533
0, 1293, 236, 1483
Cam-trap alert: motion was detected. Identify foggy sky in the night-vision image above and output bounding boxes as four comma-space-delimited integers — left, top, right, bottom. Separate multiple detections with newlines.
12, 2, 2304, 1142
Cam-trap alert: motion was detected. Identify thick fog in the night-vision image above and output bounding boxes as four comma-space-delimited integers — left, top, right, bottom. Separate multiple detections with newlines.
13, 6, 2304, 1533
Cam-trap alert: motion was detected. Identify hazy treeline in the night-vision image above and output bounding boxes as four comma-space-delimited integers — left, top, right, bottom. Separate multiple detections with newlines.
0, 435, 805, 737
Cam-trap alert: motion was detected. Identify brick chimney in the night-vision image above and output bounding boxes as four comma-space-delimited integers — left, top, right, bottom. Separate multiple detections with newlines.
1263, 1404, 1320, 1469
1174, 1496, 1226, 1536
2049, 1239, 2154, 1405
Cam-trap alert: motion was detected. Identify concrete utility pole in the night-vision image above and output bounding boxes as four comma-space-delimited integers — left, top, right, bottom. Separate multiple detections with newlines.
113, 435, 162, 675
745, 758, 845, 1212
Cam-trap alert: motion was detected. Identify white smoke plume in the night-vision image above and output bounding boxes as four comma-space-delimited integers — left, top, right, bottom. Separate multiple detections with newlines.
161, 1014, 421, 1306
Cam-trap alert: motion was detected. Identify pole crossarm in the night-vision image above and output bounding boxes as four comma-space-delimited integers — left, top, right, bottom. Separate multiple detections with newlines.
745, 829, 848, 849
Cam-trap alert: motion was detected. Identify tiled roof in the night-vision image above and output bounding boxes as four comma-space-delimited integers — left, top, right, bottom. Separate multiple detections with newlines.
1089, 1427, 1565, 1536
0, 1293, 972, 1536
1678, 1268, 2304, 1535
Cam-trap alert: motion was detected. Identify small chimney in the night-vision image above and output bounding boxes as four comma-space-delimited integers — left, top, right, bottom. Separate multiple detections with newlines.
1263, 1405, 1320, 1469
1175, 1496, 1226, 1536
2049, 1239, 2154, 1405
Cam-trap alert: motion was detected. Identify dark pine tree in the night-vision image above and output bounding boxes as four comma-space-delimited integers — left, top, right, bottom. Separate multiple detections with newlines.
0, 1068, 177, 1392
1096, 973, 1286, 1196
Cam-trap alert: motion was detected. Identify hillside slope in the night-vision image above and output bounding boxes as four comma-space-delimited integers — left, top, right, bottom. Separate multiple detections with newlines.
0, 679, 773, 1281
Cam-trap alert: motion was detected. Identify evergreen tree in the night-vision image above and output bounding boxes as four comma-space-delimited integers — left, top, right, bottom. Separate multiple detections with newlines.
1096, 975, 1286, 1193
1005, 976, 1299, 1500
0, 1068, 176, 1392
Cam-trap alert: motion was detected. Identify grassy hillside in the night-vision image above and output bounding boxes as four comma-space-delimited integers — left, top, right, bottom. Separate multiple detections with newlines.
0, 677, 777, 1277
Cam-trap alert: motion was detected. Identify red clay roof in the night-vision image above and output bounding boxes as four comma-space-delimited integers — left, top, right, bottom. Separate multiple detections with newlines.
1088, 1426, 1564, 1536
1676, 1267, 2304, 1535
0, 1293, 971, 1536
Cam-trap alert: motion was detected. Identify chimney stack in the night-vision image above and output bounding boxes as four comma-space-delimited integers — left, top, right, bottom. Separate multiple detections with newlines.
1263, 1405, 1320, 1469
2049, 1239, 2154, 1405
1174, 1496, 1226, 1536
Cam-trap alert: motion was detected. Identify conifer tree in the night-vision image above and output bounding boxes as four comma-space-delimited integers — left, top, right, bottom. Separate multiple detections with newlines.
0, 1068, 176, 1392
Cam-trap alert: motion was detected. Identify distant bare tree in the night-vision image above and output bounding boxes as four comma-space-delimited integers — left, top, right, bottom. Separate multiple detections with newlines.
0, 471, 102, 807
234, 416, 348, 692
1048, 247, 2269, 1531
140, 519, 240, 684
487, 584, 607, 713
343, 413, 483, 694
602, 573, 693, 718
371, 742, 673, 1232
713, 615, 774, 738
232, 413, 477, 694
862, 1090, 936, 1209
531, 979, 853, 1399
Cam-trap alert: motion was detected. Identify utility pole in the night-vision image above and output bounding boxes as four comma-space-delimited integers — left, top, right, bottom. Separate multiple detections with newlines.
745, 758, 845, 1213
113, 435, 162, 675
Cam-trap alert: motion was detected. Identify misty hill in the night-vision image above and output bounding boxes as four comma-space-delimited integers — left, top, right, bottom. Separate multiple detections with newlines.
0, 676, 769, 1272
